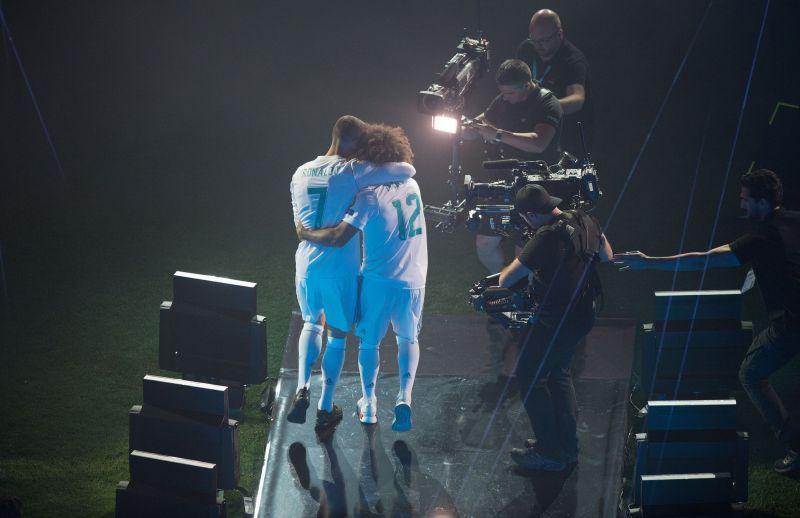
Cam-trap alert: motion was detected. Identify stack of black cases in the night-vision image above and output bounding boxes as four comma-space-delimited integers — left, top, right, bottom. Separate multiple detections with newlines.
641, 290, 752, 400
159, 271, 267, 386
627, 290, 752, 516
628, 400, 748, 516
116, 375, 240, 517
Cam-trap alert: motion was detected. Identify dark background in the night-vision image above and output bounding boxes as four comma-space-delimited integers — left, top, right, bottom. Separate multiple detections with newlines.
2, 0, 798, 313
1, 0, 799, 515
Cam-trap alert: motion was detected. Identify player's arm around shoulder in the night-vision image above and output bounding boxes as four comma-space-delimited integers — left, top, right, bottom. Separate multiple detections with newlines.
351, 160, 416, 189
295, 189, 377, 248
296, 220, 359, 248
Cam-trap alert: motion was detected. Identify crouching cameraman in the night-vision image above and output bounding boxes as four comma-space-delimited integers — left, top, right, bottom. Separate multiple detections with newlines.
497, 184, 612, 472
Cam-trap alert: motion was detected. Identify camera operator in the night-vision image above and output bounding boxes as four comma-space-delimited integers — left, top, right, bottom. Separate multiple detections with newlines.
517, 9, 591, 152
615, 170, 800, 474
471, 58, 562, 164
498, 184, 612, 472
469, 58, 563, 273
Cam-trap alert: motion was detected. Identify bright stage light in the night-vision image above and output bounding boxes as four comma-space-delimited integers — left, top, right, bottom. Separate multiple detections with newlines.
432, 115, 458, 134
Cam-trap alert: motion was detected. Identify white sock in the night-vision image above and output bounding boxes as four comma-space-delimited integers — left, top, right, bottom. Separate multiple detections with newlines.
297, 322, 323, 392
358, 345, 380, 403
318, 336, 346, 412
397, 338, 420, 403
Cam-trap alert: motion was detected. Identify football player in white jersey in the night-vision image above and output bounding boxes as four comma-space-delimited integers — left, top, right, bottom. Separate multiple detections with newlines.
297, 124, 427, 432
290, 116, 415, 437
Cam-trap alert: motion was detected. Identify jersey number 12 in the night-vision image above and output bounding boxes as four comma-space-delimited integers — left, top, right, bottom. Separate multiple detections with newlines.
392, 193, 423, 241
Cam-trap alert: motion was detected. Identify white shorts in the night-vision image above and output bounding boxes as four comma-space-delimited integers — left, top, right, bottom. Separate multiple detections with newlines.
295, 275, 358, 332
355, 277, 425, 346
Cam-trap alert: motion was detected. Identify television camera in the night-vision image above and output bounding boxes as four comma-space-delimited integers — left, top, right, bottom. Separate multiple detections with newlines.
418, 37, 602, 236
418, 35, 490, 117
416, 33, 490, 214
425, 150, 602, 234
468, 273, 534, 329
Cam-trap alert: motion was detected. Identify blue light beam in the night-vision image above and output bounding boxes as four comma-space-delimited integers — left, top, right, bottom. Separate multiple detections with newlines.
0, 3, 66, 179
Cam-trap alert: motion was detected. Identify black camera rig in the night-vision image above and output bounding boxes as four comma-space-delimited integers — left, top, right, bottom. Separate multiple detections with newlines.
417, 33, 490, 219
469, 274, 535, 329
418, 35, 601, 235
425, 152, 601, 234
418, 35, 490, 116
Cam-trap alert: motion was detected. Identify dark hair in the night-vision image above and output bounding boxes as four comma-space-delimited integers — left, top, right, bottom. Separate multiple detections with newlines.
740, 169, 783, 208
354, 124, 414, 164
495, 59, 532, 86
331, 115, 367, 152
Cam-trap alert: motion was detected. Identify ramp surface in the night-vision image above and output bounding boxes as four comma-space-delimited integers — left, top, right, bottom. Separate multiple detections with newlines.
257, 314, 635, 517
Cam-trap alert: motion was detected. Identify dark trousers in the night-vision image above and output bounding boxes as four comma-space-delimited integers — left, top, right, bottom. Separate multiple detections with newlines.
738, 319, 800, 449
514, 301, 595, 461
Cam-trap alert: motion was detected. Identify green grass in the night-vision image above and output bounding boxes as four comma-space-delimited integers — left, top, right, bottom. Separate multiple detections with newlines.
0, 187, 291, 516
2, 191, 799, 517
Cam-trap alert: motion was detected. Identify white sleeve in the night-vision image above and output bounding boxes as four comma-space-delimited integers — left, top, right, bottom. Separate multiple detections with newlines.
342, 189, 377, 230
290, 180, 300, 225
352, 161, 416, 189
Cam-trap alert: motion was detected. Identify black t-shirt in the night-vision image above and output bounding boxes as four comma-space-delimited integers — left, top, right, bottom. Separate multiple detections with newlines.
483, 87, 562, 164
517, 38, 592, 151
729, 208, 800, 327
517, 39, 588, 99
518, 210, 601, 314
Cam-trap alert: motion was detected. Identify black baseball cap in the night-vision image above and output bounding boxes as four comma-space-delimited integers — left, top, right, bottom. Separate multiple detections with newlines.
515, 184, 562, 214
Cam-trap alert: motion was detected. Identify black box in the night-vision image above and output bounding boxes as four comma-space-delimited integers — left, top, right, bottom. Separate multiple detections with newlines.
129, 405, 240, 489
173, 271, 257, 316
644, 400, 737, 432
632, 431, 748, 504
641, 322, 752, 398
115, 480, 226, 518
640, 472, 733, 507
159, 302, 267, 383
129, 450, 217, 502
142, 375, 228, 425
653, 290, 742, 322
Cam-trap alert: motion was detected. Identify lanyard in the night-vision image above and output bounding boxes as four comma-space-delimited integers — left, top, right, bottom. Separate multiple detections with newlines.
531, 60, 551, 83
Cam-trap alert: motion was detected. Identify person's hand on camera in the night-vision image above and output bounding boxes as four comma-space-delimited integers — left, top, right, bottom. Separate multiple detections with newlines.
613, 251, 649, 271
473, 121, 498, 142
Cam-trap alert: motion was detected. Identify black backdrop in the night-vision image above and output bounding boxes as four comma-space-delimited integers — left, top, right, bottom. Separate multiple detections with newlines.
1, 0, 798, 312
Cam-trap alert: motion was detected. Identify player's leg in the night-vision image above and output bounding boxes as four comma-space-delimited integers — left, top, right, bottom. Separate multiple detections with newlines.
294, 277, 326, 391
318, 326, 346, 412
289, 277, 325, 423
355, 277, 392, 424
390, 287, 425, 432
314, 275, 358, 437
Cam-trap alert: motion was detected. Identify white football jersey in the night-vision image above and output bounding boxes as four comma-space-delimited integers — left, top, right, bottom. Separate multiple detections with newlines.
343, 179, 428, 288
291, 156, 415, 279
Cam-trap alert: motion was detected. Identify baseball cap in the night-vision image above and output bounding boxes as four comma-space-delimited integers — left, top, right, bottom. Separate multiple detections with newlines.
515, 184, 562, 214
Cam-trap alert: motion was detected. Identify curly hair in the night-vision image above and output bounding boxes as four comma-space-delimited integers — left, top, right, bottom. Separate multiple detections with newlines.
354, 123, 414, 164
741, 169, 783, 208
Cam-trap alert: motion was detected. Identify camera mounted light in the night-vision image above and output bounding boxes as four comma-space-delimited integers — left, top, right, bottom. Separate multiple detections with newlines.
432, 115, 459, 134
